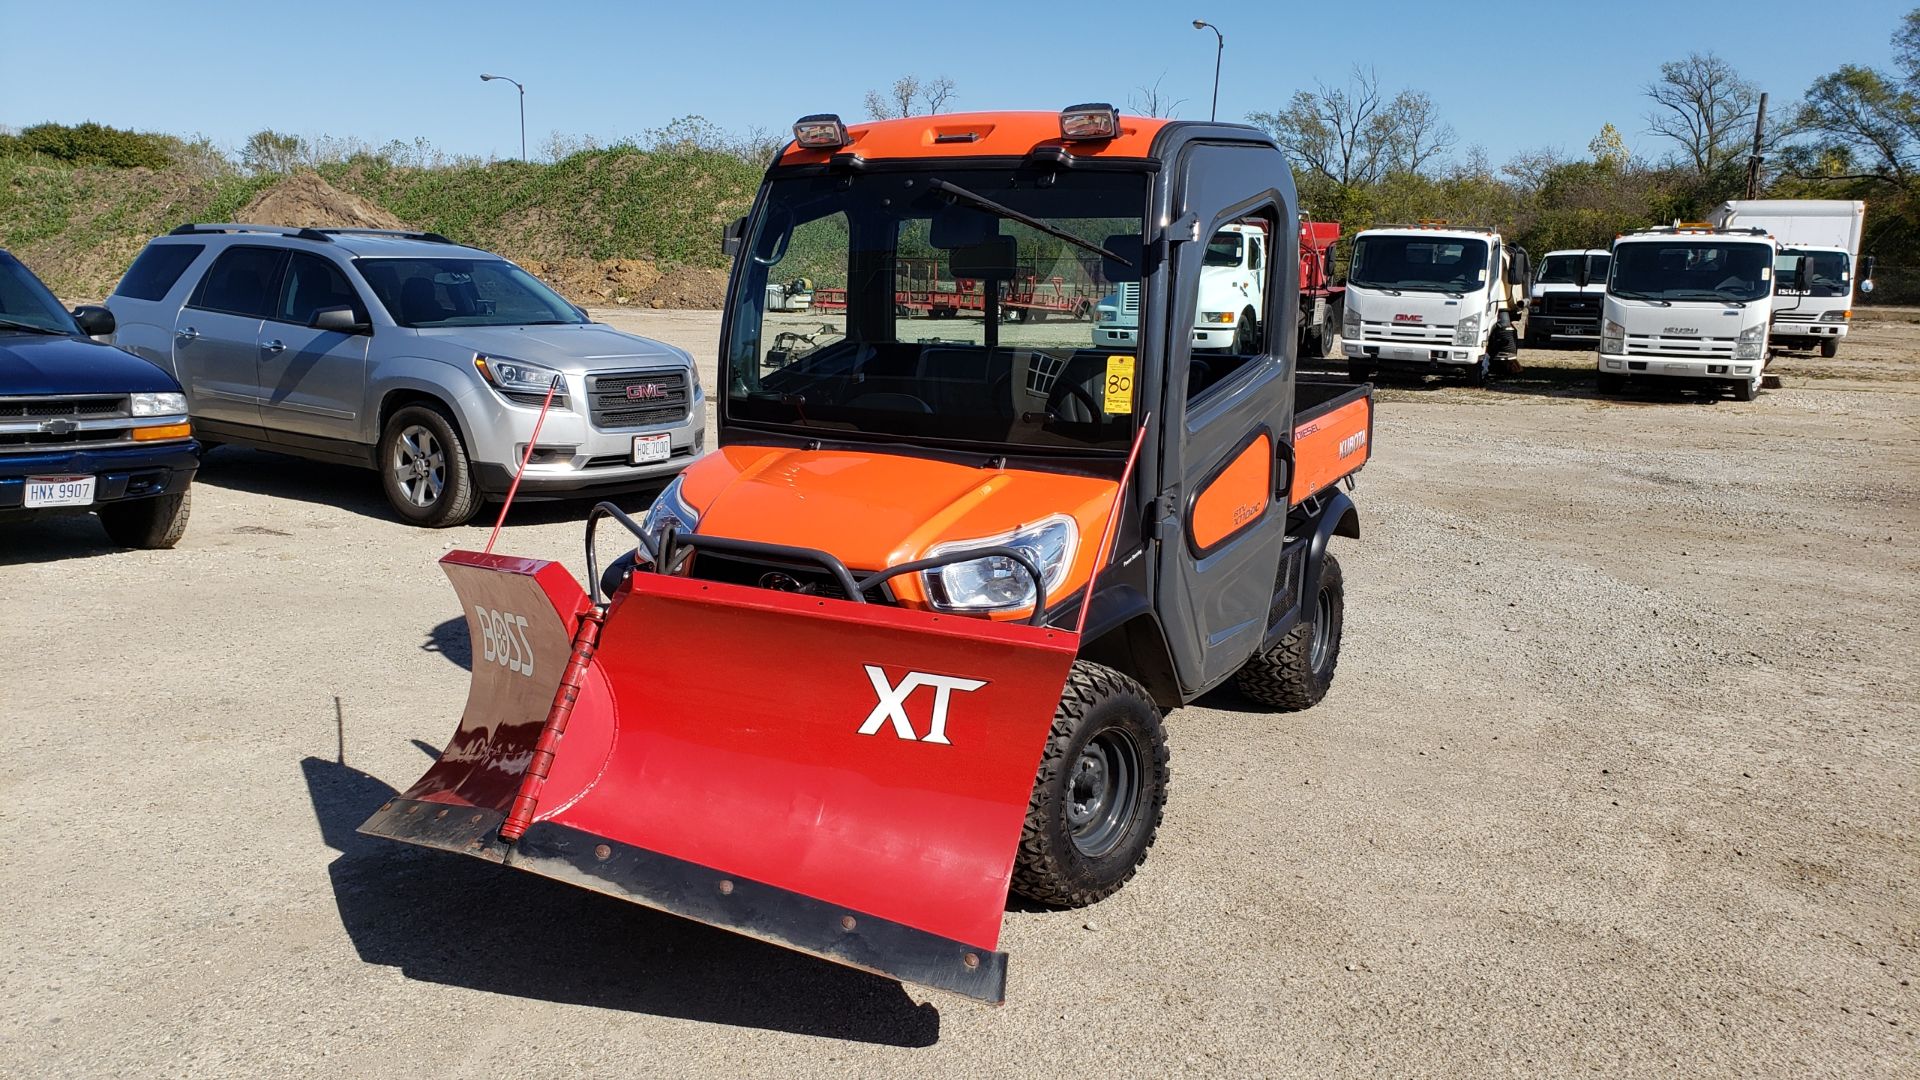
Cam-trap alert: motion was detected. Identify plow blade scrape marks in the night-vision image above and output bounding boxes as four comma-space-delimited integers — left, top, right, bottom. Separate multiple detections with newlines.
361, 551, 1078, 1003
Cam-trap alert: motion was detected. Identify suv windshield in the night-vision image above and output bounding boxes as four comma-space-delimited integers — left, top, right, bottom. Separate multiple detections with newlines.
725, 167, 1147, 453
1774, 249, 1851, 298
1536, 252, 1610, 285
0, 251, 81, 335
1609, 241, 1773, 304
1348, 235, 1488, 292
354, 257, 584, 328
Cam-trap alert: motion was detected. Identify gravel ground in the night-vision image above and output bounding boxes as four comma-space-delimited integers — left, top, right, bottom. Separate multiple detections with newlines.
1, 310, 1914, 1077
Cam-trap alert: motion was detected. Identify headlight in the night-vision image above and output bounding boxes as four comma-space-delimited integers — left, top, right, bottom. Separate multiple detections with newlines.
922, 514, 1078, 613
1737, 325, 1764, 344
1735, 340, 1764, 360
1200, 311, 1236, 325
475, 354, 569, 407
642, 475, 699, 540
1820, 310, 1849, 323
1453, 313, 1482, 346
1341, 306, 1361, 335
1601, 319, 1625, 352
130, 391, 187, 417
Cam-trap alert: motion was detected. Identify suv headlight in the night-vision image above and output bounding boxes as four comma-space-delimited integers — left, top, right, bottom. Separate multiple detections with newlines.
641, 475, 699, 541
475, 354, 569, 408
1453, 312, 1482, 346
130, 391, 187, 417
1601, 319, 1625, 352
922, 514, 1078, 613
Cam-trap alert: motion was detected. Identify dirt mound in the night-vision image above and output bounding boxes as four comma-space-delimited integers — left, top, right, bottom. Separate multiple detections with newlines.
236, 172, 405, 230
523, 257, 728, 310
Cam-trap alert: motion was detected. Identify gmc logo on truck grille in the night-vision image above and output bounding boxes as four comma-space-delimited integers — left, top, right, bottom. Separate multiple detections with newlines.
1393, 314, 1423, 323
625, 383, 669, 400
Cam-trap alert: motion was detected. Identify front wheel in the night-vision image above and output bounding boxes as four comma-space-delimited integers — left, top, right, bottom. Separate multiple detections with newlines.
1232, 309, 1258, 354
1597, 371, 1627, 394
1010, 661, 1170, 908
379, 405, 480, 528
1821, 337, 1840, 358
98, 489, 191, 549
1732, 374, 1760, 402
1236, 553, 1344, 710
1347, 360, 1373, 384
1466, 354, 1491, 386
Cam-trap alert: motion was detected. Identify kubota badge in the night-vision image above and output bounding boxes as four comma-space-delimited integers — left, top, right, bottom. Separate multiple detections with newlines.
1104, 356, 1135, 415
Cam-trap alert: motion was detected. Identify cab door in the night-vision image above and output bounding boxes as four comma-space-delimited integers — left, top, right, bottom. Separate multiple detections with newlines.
1154, 144, 1300, 694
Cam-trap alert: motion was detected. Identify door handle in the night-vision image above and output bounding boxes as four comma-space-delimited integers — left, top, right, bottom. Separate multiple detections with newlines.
261, 339, 286, 355
175, 327, 199, 341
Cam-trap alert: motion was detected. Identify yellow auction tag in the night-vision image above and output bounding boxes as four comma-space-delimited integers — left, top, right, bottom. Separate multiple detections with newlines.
1103, 355, 1135, 415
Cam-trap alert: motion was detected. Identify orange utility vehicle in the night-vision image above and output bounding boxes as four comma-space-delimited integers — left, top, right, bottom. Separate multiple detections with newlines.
362, 105, 1372, 1004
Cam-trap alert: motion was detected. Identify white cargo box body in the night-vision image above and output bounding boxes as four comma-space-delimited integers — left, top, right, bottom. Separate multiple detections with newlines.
1710, 200, 1864, 254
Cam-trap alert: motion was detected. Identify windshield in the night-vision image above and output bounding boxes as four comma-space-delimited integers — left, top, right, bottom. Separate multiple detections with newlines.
725, 167, 1147, 453
1774, 249, 1851, 298
353, 257, 585, 328
1348, 235, 1488, 292
1536, 252, 1610, 285
1203, 232, 1245, 267
0, 252, 81, 335
1608, 241, 1773, 304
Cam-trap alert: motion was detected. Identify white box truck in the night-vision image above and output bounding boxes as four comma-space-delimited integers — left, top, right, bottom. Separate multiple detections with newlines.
1708, 200, 1871, 358
1597, 224, 1777, 400
1340, 224, 1529, 386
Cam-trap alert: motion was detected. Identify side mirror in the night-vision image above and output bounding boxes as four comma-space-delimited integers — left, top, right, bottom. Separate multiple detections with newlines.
309, 305, 370, 334
1795, 258, 1813, 292
722, 215, 748, 259
1861, 255, 1876, 295
571, 303, 591, 322
71, 304, 115, 337
1575, 258, 1591, 289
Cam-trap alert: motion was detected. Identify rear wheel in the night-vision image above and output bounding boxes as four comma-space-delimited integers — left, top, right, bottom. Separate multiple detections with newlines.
1821, 337, 1839, 358
379, 405, 480, 528
1011, 661, 1170, 907
1236, 553, 1344, 711
98, 489, 191, 550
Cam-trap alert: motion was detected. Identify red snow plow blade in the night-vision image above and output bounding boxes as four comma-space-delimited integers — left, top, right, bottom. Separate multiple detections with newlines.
360, 547, 1078, 1003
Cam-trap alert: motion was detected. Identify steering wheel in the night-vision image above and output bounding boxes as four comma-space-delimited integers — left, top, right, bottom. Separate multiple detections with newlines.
1045, 376, 1104, 422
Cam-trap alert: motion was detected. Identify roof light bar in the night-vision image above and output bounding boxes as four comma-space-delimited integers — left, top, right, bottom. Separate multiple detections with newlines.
1060, 103, 1119, 141
793, 114, 850, 150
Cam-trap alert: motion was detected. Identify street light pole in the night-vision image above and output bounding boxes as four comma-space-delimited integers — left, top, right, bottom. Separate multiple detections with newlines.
479, 73, 526, 161
1193, 20, 1223, 122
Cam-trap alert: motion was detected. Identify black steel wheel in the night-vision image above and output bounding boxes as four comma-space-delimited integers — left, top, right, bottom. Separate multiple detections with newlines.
1011, 661, 1169, 907
1236, 553, 1345, 711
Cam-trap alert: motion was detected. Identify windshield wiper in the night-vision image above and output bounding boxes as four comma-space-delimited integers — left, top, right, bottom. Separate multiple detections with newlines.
926, 178, 1133, 268
0, 318, 67, 336
1611, 290, 1672, 306
1349, 280, 1402, 295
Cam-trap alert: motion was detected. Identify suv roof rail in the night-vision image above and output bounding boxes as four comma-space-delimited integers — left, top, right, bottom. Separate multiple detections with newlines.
168, 222, 335, 242
312, 227, 455, 244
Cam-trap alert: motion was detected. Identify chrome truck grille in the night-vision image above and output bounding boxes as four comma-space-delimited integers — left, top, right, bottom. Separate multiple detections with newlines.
0, 395, 134, 453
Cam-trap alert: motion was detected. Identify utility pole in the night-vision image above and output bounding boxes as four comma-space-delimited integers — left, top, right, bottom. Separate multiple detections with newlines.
480, 73, 527, 161
1744, 92, 1768, 199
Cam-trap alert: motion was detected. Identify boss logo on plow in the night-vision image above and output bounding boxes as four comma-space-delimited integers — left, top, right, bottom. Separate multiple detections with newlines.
858, 665, 987, 745
474, 606, 536, 677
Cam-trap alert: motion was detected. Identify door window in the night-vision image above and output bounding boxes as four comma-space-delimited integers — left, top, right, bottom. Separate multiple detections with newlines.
276, 253, 364, 325
114, 243, 204, 301
1184, 209, 1277, 403
188, 246, 287, 318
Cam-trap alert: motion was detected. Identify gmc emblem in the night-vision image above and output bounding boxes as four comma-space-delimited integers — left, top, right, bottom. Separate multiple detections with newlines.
624, 383, 669, 401
1393, 313, 1423, 323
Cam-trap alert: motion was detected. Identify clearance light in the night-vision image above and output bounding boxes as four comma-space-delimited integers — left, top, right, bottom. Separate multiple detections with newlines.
132, 423, 192, 442
1060, 103, 1119, 141
793, 114, 850, 149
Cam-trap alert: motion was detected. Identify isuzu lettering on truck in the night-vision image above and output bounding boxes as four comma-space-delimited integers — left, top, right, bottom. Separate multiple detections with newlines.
1340, 224, 1529, 386
1597, 224, 1777, 400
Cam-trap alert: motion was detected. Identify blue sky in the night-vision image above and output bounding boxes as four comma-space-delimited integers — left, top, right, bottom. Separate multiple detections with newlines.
2, 0, 1904, 166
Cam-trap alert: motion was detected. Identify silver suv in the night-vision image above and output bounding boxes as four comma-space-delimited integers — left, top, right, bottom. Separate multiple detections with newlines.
105, 225, 705, 526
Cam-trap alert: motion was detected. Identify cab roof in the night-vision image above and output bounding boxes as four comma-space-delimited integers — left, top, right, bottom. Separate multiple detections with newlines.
777, 111, 1173, 166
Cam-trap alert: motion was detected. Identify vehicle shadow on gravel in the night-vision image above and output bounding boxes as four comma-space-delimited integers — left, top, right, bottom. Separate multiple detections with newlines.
301, 756, 941, 1046
196, 447, 665, 528
0, 516, 127, 565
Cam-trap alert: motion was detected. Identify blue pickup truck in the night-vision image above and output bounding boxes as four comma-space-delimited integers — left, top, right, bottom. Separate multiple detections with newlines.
1, 250, 198, 548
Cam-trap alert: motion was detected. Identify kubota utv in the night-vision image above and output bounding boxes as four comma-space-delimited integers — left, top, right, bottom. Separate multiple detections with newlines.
361, 105, 1373, 1004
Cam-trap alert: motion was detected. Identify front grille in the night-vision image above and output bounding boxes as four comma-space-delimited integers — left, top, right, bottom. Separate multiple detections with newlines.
0, 395, 126, 420
1538, 294, 1600, 318
1622, 334, 1736, 358
687, 551, 893, 604
1360, 320, 1452, 344
587, 369, 690, 429
1775, 312, 1820, 324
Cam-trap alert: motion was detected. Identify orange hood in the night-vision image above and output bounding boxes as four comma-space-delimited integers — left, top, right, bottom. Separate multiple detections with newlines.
676, 445, 1122, 607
